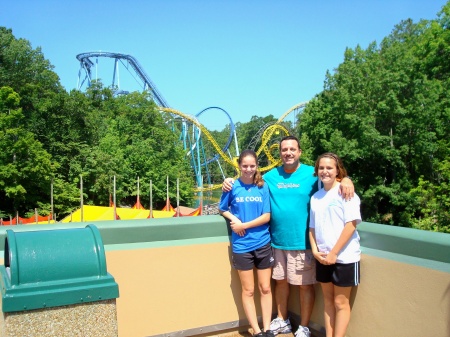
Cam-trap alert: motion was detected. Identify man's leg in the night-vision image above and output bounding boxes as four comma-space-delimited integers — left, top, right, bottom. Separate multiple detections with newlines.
299, 284, 315, 327
275, 279, 290, 320
270, 249, 292, 334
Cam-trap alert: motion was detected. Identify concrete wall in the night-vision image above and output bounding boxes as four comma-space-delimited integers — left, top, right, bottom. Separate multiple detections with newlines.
0, 217, 449, 337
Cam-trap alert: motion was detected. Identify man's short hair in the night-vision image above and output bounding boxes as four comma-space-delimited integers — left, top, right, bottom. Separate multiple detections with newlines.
279, 135, 300, 150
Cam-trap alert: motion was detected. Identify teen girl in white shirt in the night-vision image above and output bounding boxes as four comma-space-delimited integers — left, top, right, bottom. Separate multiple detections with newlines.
309, 153, 361, 337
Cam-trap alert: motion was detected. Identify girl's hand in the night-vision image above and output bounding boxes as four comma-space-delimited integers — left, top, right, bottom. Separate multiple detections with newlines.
323, 251, 337, 265
230, 220, 246, 237
313, 251, 327, 263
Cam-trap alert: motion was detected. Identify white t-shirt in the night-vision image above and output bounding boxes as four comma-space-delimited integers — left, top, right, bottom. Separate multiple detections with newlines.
310, 183, 362, 263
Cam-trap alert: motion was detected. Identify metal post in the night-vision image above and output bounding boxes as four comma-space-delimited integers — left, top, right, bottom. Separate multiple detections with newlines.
80, 175, 84, 222
176, 178, 180, 217
137, 176, 140, 208
166, 176, 169, 210
149, 180, 153, 219
113, 176, 117, 220
51, 178, 54, 221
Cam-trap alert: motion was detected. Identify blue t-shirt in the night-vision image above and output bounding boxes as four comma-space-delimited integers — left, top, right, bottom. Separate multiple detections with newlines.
219, 179, 271, 253
263, 164, 318, 250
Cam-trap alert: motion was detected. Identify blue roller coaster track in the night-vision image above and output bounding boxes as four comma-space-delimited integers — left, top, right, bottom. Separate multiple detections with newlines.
76, 51, 238, 189
76, 51, 169, 107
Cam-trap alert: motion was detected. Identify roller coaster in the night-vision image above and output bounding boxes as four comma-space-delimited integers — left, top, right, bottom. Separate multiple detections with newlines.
76, 52, 306, 190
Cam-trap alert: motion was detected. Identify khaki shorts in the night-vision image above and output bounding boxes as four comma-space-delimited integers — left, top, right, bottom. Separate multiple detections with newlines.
272, 248, 316, 285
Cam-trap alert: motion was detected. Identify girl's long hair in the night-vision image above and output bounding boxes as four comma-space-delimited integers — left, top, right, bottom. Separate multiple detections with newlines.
238, 149, 264, 187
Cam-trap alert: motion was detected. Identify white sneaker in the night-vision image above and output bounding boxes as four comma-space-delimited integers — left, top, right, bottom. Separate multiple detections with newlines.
294, 326, 311, 337
269, 317, 292, 335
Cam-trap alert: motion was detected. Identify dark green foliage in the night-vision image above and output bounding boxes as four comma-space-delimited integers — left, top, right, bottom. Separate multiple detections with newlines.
0, 28, 193, 219
0, 86, 56, 213
296, 3, 450, 231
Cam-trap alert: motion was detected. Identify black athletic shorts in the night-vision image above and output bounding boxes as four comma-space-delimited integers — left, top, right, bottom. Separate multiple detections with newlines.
232, 242, 274, 270
316, 261, 360, 287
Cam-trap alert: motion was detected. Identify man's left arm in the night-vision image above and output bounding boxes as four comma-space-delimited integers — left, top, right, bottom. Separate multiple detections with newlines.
340, 177, 354, 200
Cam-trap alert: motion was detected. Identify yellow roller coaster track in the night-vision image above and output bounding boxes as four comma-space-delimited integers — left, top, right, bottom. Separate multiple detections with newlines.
162, 102, 307, 192
255, 101, 309, 173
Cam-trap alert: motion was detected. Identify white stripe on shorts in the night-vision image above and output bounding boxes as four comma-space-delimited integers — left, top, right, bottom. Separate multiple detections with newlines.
354, 262, 360, 285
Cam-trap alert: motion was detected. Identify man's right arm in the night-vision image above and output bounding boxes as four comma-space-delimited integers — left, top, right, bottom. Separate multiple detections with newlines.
222, 178, 234, 192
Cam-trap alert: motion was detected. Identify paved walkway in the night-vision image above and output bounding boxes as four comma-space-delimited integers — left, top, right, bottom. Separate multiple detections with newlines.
200, 331, 294, 337
199, 327, 321, 337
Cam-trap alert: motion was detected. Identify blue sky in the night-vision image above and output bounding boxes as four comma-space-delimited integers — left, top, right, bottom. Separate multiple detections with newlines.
1, 0, 447, 131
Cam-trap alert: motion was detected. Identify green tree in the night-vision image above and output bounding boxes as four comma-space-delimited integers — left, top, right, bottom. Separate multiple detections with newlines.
0, 86, 55, 215
406, 158, 450, 233
0, 27, 64, 137
0, 27, 84, 218
297, 9, 449, 230
66, 86, 194, 208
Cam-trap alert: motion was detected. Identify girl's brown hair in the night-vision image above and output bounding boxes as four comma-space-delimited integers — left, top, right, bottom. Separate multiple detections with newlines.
314, 152, 347, 181
238, 149, 264, 187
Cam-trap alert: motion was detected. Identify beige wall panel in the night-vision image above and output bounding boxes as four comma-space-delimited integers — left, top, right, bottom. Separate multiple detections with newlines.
349, 255, 450, 337
106, 242, 253, 337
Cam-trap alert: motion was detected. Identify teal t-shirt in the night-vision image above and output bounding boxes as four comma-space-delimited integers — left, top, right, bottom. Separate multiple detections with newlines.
263, 164, 318, 250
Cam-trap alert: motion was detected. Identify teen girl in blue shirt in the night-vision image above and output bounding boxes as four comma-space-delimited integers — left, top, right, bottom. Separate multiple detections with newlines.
220, 149, 273, 337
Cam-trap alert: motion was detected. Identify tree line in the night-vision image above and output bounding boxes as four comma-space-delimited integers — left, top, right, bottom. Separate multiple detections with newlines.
0, 27, 194, 220
296, 5, 450, 233
1, 2, 449, 232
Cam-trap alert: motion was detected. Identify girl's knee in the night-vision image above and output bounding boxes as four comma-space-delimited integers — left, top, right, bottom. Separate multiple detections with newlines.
334, 297, 350, 310
242, 288, 255, 297
259, 285, 272, 296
